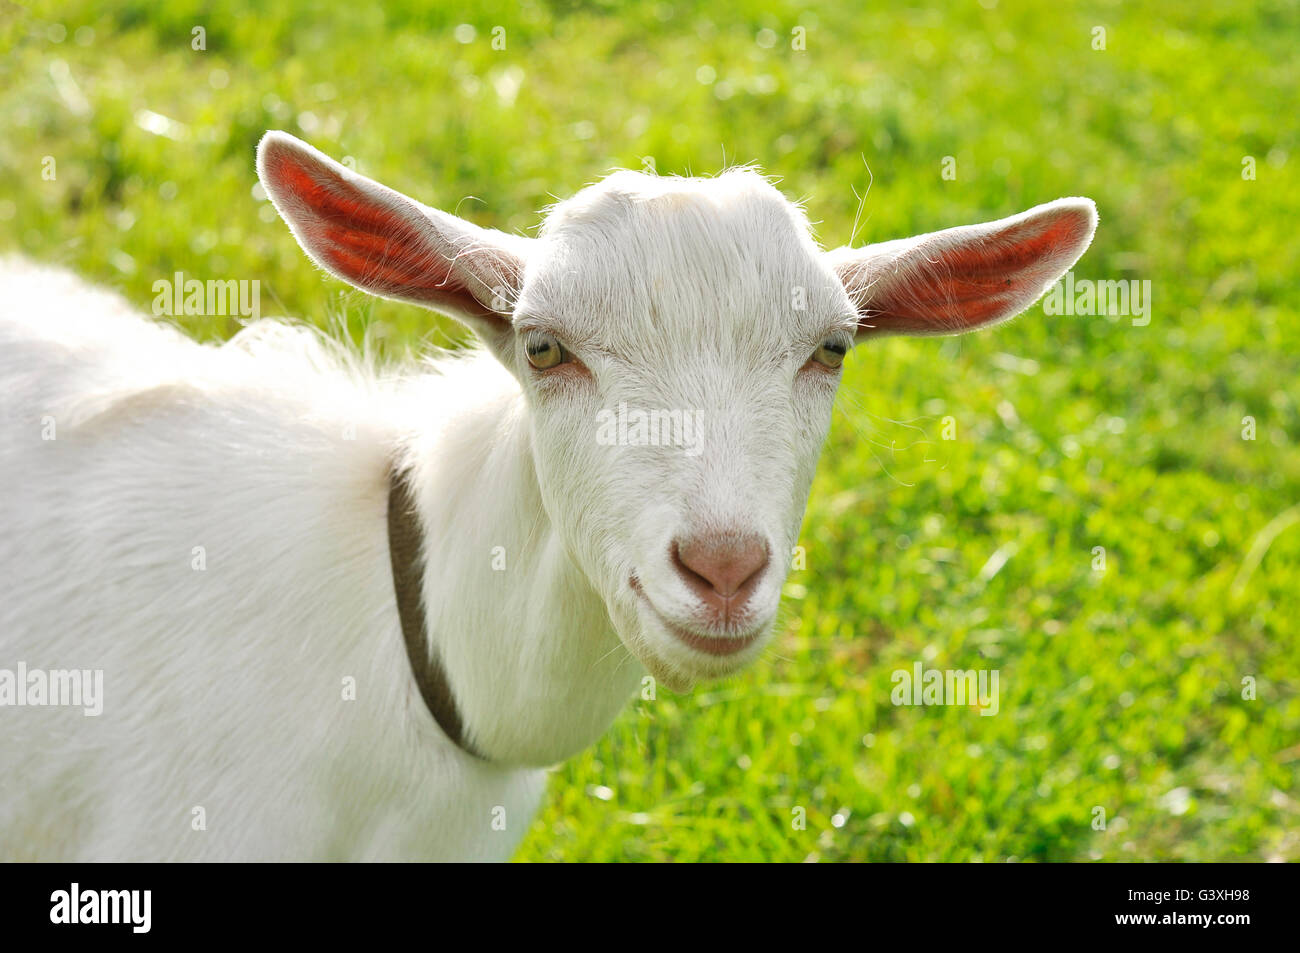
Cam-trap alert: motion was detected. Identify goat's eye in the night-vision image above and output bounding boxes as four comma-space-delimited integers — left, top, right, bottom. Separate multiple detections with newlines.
523, 330, 568, 370
810, 337, 848, 369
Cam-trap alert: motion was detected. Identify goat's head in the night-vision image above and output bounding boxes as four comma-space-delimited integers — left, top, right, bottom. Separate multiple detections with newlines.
257, 132, 1096, 691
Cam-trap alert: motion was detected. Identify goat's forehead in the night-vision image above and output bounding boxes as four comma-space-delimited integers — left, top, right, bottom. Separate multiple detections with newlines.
517, 169, 850, 350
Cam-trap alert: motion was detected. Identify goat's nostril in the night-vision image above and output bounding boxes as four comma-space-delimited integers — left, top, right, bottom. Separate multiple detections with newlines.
673, 534, 770, 600
670, 540, 711, 592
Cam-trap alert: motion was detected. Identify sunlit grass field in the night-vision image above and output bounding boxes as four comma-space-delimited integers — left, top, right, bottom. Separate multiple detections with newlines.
2, 0, 1297, 861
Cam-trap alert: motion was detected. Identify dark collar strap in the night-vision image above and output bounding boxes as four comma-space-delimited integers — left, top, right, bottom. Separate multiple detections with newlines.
387, 467, 484, 760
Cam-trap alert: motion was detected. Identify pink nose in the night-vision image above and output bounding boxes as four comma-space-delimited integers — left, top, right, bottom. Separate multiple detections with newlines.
671, 533, 770, 622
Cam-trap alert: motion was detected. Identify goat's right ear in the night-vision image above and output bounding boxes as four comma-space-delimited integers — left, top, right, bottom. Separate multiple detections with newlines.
826, 198, 1098, 340
256, 131, 529, 358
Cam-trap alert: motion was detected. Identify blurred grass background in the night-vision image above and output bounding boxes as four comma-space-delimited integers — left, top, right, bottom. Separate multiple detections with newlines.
2, 0, 1297, 861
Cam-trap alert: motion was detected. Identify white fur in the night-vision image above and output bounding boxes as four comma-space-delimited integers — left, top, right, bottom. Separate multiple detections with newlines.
0, 140, 1095, 860
0, 259, 549, 860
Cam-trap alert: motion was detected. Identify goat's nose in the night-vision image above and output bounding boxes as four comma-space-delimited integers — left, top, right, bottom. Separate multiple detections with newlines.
672, 533, 770, 619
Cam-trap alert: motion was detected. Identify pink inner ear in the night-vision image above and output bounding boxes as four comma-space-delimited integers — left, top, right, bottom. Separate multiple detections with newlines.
263, 146, 487, 312
859, 207, 1092, 334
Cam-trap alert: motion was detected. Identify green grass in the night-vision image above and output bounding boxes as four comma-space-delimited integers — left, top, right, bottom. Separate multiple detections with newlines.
3, 0, 1297, 861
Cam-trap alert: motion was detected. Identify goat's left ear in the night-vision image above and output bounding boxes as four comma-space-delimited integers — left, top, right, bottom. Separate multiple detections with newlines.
826, 198, 1098, 339
256, 131, 531, 360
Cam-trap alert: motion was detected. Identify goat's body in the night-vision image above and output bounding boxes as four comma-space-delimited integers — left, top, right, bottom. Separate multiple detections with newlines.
0, 141, 1097, 861
0, 258, 625, 861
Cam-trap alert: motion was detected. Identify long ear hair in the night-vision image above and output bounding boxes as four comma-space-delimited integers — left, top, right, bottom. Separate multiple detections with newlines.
827, 198, 1098, 339
256, 131, 532, 361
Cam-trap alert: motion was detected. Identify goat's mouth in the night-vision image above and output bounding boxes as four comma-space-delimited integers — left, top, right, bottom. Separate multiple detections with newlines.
628, 577, 767, 660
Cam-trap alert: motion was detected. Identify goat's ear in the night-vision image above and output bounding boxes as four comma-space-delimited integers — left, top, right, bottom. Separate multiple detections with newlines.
256, 131, 528, 357
826, 198, 1097, 339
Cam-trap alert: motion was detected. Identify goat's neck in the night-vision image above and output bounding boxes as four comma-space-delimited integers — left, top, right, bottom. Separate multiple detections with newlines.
404, 369, 643, 765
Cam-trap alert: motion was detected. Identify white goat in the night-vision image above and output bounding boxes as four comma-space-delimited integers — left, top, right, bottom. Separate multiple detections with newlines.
0, 132, 1096, 861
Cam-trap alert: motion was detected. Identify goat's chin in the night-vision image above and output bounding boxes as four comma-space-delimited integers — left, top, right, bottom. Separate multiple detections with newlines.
608, 609, 698, 693
637, 651, 698, 695
612, 597, 773, 694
